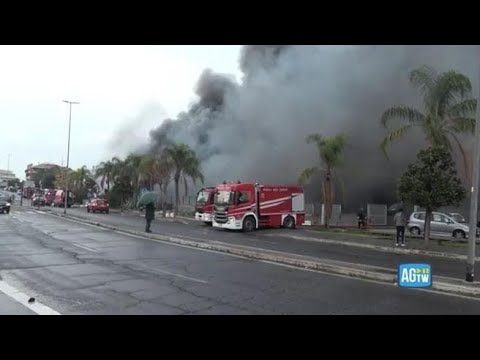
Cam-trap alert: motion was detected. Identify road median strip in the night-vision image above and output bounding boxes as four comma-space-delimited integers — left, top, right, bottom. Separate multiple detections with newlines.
45, 211, 480, 298
279, 233, 480, 261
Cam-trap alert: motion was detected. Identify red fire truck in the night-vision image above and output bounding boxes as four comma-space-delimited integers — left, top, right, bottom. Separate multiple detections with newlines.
194, 187, 216, 224
212, 182, 305, 232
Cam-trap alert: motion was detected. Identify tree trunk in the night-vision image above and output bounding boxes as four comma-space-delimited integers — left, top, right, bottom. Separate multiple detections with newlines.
174, 174, 180, 214
423, 209, 432, 247
162, 183, 168, 216
323, 171, 333, 229
184, 176, 188, 198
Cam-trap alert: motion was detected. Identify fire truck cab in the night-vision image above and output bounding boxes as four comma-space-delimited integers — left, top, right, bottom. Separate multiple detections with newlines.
194, 187, 216, 224
212, 182, 305, 232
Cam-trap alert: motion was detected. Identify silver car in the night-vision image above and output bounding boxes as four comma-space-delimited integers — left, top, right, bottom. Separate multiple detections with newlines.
407, 211, 471, 239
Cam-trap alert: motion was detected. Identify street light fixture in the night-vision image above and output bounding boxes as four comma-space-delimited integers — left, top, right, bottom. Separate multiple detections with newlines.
62, 100, 79, 215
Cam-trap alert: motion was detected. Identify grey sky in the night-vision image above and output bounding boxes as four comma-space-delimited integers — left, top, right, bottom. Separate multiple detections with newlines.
1, 45, 242, 180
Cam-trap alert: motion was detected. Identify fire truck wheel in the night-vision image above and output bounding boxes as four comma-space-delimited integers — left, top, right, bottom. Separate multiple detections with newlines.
243, 216, 256, 232
283, 216, 296, 229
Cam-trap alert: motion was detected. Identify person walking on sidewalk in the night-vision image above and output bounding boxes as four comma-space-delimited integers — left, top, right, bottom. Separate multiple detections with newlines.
394, 208, 406, 246
145, 201, 155, 233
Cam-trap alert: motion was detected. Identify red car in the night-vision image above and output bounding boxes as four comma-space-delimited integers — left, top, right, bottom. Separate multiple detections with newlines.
87, 199, 110, 214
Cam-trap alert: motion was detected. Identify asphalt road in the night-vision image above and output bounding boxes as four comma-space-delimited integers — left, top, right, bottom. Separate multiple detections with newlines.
45, 206, 474, 281
1, 207, 480, 314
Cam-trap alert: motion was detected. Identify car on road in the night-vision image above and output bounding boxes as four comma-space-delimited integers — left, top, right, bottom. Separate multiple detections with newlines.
87, 198, 110, 214
0, 195, 11, 214
32, 195, 46, 207
407, 211, 478, 239
0, 191, 15, 203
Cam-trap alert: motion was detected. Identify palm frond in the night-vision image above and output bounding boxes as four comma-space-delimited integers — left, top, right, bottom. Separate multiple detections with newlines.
448, 99, 477, 118
298, 167, 318, 185
409, 65, 437, 100
448, 117, 476, 134
306, 133, 323, 145
434, 71, 472, 116
320, 134, 347, 168
380, 106, 425, 128
380, 124, 413, 159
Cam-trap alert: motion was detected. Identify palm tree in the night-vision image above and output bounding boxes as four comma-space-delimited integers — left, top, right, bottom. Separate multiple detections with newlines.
75, 166, 92, 187
380, 65, 477, 182
138, 154, 156, 191
164, 143, 204, 213
299, 133, 347, 229
94, 157, 118, 193
152, 153, 174, 214
123, 154, 144, 206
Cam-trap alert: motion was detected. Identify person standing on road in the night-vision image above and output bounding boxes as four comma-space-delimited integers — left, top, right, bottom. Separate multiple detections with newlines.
394, 208, 406, 247
145, 201, 155, 233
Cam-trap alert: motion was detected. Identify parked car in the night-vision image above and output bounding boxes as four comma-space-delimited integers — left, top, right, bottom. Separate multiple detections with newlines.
447, 212, 466, 224
87, 198, 110, 214
0, 195, 11, 214
407, 211, 479, 239
32, 195, 46, 207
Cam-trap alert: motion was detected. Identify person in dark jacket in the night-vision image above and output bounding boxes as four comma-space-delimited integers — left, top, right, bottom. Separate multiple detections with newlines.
145, 202, 155, 233
393, 208, 406, 247
357, 208, 367, 229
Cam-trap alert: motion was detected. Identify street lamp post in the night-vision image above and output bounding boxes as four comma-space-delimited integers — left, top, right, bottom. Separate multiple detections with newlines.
62, 100, 79, 215
467, 67, 480, 282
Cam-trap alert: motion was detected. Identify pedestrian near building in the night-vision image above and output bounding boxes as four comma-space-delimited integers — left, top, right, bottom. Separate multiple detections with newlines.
394, 208, 406, 246
357, 208, 367, 229
145, 201, 155, 233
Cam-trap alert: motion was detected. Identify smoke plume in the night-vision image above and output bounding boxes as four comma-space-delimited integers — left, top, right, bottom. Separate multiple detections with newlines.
142, 45, 480, 210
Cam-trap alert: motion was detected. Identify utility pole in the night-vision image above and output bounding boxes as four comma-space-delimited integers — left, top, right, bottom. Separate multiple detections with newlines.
466, 66, 480, 282
62, 100, 79, 215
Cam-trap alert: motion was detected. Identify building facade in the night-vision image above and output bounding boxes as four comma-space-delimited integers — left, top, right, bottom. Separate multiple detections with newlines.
25, 163, 61, 181
0, 169, 17, 189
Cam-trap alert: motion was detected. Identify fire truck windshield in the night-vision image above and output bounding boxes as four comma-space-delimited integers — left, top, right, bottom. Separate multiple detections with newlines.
196, 191, 210, 204
214, 191, 234, 205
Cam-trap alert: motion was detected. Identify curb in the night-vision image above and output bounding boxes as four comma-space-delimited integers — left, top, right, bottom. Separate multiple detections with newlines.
45, 211, 480, 298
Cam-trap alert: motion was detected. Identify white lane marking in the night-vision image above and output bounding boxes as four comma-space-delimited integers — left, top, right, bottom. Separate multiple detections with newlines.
71, 243, 99, 253
43, 212, 109, 231
0, 280, 61, 315
11, 215, 24, 223
153, 268, 208, 284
